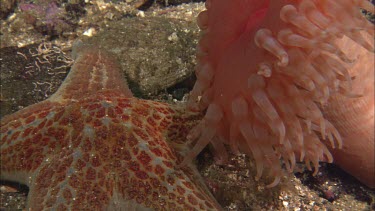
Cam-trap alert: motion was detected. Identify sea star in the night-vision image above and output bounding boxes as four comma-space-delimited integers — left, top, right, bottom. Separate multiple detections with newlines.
0, 42, 222, 210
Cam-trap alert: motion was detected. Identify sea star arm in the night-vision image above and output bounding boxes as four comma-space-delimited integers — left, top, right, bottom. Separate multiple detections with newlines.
49, 41, 133, 103
1, 101, 64, 185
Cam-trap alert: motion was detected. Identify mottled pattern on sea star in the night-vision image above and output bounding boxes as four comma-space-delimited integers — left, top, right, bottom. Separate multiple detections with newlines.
0, 43, 221, 210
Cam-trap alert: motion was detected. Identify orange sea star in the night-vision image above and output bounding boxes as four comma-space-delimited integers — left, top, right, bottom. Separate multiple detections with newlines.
0, 42, 222, 210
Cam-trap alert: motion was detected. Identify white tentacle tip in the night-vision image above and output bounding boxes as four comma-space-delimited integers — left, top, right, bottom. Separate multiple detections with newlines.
255, 28, 289, 67
257, 63, 273, 77
277, 53, 289, 67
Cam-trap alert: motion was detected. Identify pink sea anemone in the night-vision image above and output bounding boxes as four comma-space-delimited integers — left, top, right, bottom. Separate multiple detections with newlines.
183, 0, 374, 187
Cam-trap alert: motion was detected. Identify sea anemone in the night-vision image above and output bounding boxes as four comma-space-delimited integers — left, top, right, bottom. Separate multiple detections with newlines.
183, 0, 374, 187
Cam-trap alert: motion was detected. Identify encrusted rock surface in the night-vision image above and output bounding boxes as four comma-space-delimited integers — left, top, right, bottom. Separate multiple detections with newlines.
81, 16, 199, 96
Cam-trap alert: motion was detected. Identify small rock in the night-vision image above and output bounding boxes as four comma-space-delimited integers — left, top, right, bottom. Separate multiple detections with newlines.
81, 17, 199, 96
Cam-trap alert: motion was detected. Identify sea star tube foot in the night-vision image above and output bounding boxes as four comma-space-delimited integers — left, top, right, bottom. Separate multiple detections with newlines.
185, 0, 374, 188
0, 43, 223, 210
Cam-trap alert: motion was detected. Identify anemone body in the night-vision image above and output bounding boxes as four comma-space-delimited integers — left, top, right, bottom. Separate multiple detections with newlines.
185, 0, 374, 187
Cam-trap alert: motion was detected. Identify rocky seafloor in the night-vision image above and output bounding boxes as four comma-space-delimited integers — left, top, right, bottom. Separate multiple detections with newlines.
1, 1, 374, 210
